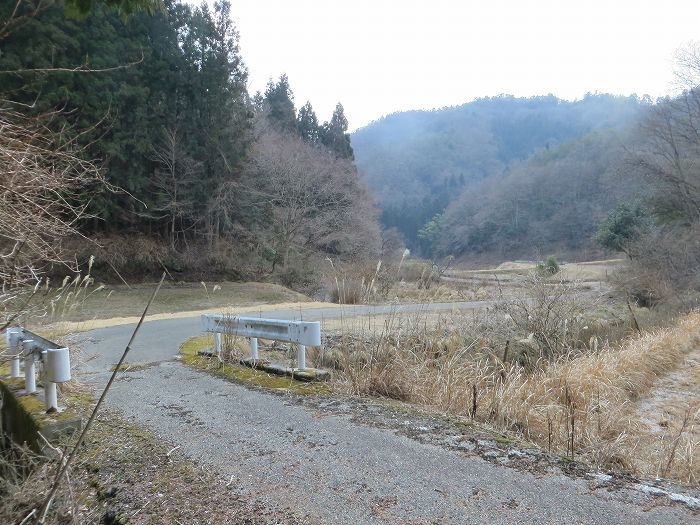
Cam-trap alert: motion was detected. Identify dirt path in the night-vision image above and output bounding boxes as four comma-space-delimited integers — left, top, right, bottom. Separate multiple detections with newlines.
631, 338, 700, 481
635, 345, 700, 432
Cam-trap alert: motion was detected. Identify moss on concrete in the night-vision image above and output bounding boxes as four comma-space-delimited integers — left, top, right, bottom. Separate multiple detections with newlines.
0, 377, 86, 452
0, 380, 41, 451
179, 335, 332, 395
110, 362, 158, 373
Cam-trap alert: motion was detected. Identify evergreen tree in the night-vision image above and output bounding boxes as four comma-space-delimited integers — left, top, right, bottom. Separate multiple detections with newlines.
297, 101, 320, 144
263, 74, 296, 133
251, 91, 264, 112
185, 0, 251, 239
321, 102, 354, 160
0, 0, 251, 238
596, 203, 649, 257
65, 0, 163, 17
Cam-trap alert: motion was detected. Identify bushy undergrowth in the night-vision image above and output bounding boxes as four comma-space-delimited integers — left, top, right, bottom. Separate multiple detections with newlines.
536, 255, 560, 276
63, 234, 255, 283
323, 277, 700, 484
612, 222, 700, 309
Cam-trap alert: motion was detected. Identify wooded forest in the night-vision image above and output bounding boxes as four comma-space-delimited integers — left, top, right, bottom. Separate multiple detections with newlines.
352, 83, 700, 302
1, 0, 699, 305
0, 0, 378, 287
352, 94, 645, 256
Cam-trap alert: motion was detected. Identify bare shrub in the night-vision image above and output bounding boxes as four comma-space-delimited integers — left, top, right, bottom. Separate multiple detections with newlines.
397, 259, 443, 290
0, 109, 102, 327
398, 260, 431, 282
417, 256, 455, 290
619, 223, 700, 308
494, 273, 598, 360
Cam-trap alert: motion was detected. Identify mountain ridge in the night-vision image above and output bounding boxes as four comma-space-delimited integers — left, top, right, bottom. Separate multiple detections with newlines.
351, 93, 645, 256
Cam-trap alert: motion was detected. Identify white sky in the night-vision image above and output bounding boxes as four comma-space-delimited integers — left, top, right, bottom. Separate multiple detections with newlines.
227, 0, 700, 131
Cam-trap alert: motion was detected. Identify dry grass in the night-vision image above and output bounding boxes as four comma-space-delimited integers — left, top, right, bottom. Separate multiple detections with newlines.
385, 281, 489, 304
327, 299, 700, 485
447, 258, 624, 283
42, 280, 311, 324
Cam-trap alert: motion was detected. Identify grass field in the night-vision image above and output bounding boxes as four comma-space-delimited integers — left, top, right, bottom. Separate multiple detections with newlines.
445, 258, 624, 282
53, 281, 310, 322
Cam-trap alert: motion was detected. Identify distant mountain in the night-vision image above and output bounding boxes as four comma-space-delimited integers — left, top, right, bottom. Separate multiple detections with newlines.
352, 94, 645, 254
435, 128, 641, 261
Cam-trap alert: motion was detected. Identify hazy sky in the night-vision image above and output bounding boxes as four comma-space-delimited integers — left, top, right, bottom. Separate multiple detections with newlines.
229, 0, 700, 131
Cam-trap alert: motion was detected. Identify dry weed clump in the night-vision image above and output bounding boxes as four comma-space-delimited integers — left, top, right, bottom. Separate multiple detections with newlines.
325, 259, 395, 304
324, 254, 462, 305
329, 300, 700, 484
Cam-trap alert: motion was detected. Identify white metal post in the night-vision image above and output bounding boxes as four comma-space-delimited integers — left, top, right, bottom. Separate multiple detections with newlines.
45, 382, 58, 410
6, 329, 21, 378
24, 346, 36, 394
215, 333, 221, 354
297, 344, 306, 369
10, 357, 20, 378
250, 337, 258, 360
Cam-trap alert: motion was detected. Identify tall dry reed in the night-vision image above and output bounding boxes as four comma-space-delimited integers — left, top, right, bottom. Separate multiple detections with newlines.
330, 307, 700, 484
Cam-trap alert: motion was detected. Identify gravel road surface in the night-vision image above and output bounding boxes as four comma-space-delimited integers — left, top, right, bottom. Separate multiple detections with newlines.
74, 302, 698, 524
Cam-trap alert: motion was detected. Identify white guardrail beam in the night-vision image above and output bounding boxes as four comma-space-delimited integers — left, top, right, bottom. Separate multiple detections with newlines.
4, 327, 71, 411
201, 314, 321, 369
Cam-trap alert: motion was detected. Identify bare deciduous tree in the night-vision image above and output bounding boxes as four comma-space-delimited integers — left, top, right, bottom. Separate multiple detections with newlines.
0, 108, 101, 328
632, 43, 700, 223
241, 127, 379, 273
620, 42, 700, 301
149, 127, 200, 251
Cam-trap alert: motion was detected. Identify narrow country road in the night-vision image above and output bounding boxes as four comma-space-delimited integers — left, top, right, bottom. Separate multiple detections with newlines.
73, 302, 698, 524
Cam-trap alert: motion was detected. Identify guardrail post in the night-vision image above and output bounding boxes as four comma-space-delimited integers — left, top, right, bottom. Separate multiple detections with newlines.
46, 382, 58, 410
23, 340, 36, 393
10, 355, 21, 378
215, 333, 221, 354
250, 337, 258, 360
297, 344, 306, 369
45, 347, 71, 411
5, 328, 21, 378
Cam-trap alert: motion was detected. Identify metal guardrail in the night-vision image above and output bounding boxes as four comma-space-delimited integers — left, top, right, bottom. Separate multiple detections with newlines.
201, 314, 321, 369
4, 327, 71, 411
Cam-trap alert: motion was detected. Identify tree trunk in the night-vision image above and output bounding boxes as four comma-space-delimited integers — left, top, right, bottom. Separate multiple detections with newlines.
170, 214, 176, 251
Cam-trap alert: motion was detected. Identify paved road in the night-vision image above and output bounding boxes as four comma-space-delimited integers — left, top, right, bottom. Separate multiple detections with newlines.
77, 301, 486, 373
74, 302, 698, 524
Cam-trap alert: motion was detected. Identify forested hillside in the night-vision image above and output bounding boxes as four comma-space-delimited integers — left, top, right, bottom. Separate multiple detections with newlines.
352, 95, 644, 256
0, 0, 379, 287
433, 128, 639, 260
